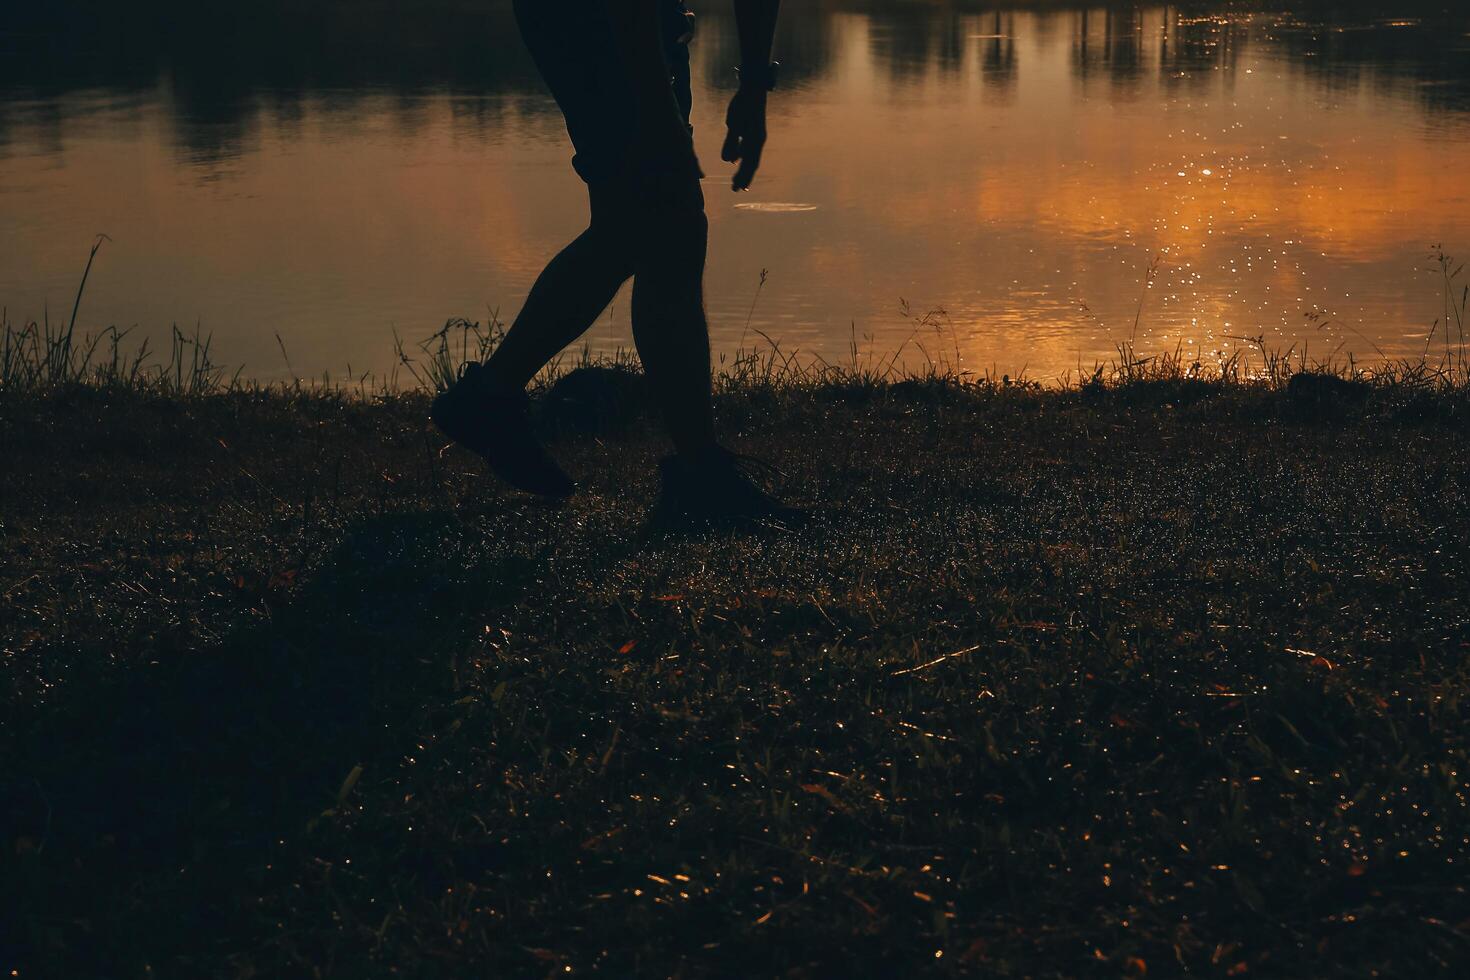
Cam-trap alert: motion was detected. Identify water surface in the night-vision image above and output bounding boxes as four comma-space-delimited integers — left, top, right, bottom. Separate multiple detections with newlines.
3, 1, 1469, 380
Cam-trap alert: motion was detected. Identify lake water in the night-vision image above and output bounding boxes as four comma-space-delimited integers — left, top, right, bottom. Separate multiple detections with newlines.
3, 1, 1469, 382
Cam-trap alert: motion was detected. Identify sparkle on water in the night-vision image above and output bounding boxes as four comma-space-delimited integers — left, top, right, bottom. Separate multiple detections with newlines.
1, 1, 1468, 381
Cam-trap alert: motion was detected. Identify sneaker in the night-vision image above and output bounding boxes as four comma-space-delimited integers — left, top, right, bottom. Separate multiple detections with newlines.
430, 363, 575, 498
649, 445, 809, 531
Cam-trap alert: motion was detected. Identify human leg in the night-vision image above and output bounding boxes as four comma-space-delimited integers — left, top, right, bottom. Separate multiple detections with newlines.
481, 223, 633, 389
426, 2, 635, 496
627, 171, 807, 528
430, 199, 629, 496
480, 3, 638, 387
628, 182, 716, 455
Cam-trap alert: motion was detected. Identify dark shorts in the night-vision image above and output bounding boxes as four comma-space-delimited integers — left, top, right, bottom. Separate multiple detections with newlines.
513, 0, 701, 211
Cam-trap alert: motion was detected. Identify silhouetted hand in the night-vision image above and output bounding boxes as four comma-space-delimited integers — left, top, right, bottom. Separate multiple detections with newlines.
721, 86, 767, 191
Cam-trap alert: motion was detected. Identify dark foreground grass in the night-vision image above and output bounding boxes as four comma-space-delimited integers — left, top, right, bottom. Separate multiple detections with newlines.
3, 370, 1470, 978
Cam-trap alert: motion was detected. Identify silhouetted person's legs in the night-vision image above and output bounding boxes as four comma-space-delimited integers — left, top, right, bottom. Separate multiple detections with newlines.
432, 0, 800, 524
484, 183, 718, 457
482, 178, 716, 455
480, 0, 716, 457
481, 197, 633, 391
628, 184, 716, 455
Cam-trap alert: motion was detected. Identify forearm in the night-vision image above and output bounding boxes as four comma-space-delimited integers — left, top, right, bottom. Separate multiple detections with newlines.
733, 0, 780, 74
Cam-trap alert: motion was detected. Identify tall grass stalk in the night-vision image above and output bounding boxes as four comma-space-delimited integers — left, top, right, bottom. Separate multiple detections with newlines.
7, 243, 1470, 400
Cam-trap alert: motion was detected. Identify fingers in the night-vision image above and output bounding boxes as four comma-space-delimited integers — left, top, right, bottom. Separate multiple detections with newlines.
732, 138, 763, 191
722, 91, 770, 189
722, 124, 766, 191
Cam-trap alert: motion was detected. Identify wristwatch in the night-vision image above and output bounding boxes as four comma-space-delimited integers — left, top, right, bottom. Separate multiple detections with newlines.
735, 62, 780, 92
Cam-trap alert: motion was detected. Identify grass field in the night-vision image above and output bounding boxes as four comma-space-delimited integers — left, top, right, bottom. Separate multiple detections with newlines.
3, 344, 1469, 976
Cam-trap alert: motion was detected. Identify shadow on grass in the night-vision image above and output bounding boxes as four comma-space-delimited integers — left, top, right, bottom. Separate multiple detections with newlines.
4, 512, 528, 973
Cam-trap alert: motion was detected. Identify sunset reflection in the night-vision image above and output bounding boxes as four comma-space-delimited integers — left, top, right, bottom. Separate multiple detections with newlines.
2, 2, 1468, 379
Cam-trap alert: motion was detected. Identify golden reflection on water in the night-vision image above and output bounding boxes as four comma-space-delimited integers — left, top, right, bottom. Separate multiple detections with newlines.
1, 3, 1468, 380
